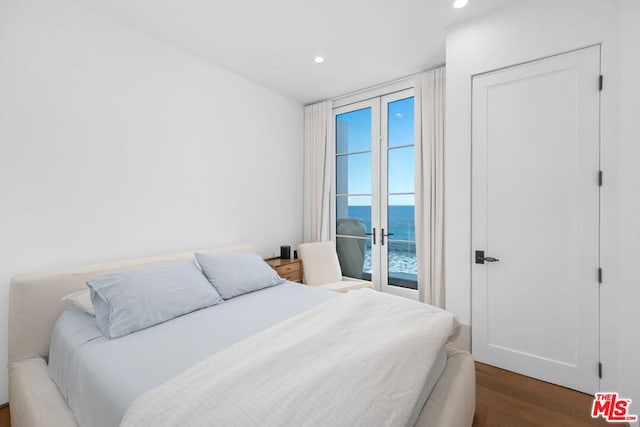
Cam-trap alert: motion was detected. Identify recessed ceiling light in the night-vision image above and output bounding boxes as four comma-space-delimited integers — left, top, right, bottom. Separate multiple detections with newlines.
453, 0, 468, 8
314, 56, 325, 64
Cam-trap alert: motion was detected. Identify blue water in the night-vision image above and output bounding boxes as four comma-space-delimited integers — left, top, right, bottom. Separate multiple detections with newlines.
339, 205, 417, 280
347, 205, 415, 242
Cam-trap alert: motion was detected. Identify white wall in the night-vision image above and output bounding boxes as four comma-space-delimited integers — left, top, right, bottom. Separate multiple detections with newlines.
445, 0, 623, 394
618, 0, 640, 421
0, 0, 303, 403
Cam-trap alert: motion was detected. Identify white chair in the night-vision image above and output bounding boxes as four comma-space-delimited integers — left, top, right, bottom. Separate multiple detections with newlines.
297, 241, 373, 293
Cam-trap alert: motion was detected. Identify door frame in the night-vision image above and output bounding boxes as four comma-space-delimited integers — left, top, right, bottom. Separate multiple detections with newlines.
330, 83, 418, 297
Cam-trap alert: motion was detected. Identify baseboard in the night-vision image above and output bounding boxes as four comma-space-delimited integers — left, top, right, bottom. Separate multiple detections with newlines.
0, 403, 7, 410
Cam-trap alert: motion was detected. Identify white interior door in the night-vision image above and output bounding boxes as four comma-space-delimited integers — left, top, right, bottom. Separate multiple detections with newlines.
471, 46, 601, 394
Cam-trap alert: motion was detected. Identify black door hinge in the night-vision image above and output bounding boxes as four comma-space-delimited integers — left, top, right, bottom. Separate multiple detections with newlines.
598, 362, 603, 379
598, 268, 603, 284
599, 171, 603, 186
599, 75, 604, 91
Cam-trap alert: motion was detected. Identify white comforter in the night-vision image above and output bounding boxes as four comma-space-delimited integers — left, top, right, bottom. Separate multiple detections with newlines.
121, 289, 455, 427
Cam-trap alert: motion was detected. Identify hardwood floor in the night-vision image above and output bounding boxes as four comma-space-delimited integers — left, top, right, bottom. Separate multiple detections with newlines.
0, 364, 616, 427
473, 362, 613, 427
0, 404, 9, 427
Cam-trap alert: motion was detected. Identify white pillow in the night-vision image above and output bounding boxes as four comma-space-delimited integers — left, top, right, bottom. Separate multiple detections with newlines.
86, 261, 223, 339
195, 252, 284, 299
61, 289, 95, 316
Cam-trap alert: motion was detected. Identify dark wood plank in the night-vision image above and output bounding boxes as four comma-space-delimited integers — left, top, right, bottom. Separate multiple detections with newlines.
0, 404, 9, 427
473, 362, 617, 427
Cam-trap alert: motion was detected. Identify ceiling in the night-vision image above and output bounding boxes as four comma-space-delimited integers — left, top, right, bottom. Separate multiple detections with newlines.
84, 0, 521, 104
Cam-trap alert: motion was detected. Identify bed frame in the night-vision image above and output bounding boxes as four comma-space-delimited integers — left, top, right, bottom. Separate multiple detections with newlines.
8, 245, 475, 427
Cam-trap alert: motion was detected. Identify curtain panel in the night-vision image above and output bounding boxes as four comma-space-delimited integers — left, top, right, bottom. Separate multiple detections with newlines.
303, 101, 332, 243
415, 67, 446, 307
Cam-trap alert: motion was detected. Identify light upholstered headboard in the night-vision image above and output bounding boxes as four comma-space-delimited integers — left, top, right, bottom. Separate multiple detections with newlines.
8, 244, 256, 363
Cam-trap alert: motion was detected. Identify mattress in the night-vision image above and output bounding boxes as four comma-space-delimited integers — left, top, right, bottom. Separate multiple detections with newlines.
48, 283, 447, 427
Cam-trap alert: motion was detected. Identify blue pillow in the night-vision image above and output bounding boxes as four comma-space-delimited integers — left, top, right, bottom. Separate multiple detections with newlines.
87, 261, 223, 338
195, 252, 285, 299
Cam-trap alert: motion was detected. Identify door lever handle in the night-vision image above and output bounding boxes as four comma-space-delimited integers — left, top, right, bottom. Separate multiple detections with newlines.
475, 250, 500, 264
366, 227, 376, 245
381, 229, 394, 245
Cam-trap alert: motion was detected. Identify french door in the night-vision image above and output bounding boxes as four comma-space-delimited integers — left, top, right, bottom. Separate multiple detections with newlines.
332, 89, 418, 299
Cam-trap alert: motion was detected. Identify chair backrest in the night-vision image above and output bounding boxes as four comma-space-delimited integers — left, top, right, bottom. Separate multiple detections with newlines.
297, 241, 343, 286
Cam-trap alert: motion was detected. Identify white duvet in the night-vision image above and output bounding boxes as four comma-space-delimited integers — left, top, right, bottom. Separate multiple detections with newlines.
121, 289, 454, 427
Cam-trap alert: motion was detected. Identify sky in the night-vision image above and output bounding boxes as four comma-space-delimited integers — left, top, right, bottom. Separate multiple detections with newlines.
336, 96, 415, 206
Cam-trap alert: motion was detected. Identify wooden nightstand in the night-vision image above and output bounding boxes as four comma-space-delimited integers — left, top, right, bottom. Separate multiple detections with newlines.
266, 258, 303, 283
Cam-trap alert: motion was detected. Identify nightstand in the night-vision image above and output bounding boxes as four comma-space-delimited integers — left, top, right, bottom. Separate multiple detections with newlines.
266, 257, 303, 283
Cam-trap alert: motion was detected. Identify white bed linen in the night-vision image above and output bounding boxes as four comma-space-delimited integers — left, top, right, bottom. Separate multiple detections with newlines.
48, 282, 336, 427
121, 289, 454, 427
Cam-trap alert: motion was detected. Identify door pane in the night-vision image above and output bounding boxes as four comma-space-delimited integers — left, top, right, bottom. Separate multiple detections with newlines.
336, 153, 371, 195
388, 97, 414, 148
387, 193, 417, 290
336, 108, 372, 154
388, 146, 415, 193
388, 195, 415, 241
336, 237, 370, 280
387, 241, 417, 289
336, 196, 371, 236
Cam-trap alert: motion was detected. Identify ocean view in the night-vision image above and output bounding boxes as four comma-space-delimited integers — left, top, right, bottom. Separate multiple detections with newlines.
345, 205, 417, 278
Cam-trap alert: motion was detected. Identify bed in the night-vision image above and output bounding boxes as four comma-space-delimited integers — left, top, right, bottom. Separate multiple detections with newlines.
8, 245, 475, 427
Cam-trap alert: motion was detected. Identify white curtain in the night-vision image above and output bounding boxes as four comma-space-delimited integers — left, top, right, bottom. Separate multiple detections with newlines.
415, 67, 446, 307
303, 101, 332, 242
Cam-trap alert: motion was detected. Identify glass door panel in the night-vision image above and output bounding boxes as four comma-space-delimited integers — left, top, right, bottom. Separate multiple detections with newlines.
336, 236, 372, 281
336, 195, 372, 280
387, 195, 415, 240
387, 97, 415, 147
387, 197, 417, 290
336, 153, 372, 194
387, 241, 417, 289
388, 147, 415, 193
334, 101, 379, 283
336, 108, 372, 153
381, 92, 417, 298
